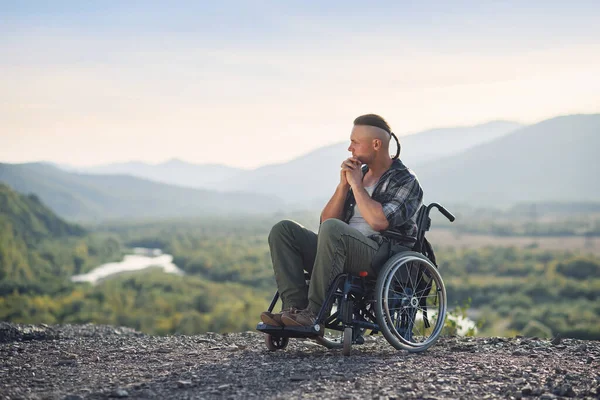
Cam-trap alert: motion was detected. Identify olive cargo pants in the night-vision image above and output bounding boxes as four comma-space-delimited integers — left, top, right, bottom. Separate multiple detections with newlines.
268, 218, 379, 314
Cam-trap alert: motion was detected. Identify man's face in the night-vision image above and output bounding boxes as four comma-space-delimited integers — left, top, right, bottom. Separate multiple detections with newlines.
348, 125, 375, 164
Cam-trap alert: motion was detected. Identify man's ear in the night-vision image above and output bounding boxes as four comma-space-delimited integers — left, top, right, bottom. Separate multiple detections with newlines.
373, 139, 381, 150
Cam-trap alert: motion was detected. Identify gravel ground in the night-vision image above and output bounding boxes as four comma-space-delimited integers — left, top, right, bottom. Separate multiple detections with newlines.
1, 322, 599, 399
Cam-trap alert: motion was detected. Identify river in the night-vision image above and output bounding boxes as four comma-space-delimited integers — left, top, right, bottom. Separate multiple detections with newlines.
71, 248, 184, 285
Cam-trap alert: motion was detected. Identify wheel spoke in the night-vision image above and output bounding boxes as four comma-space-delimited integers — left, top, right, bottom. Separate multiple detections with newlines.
376, 253, 447, 352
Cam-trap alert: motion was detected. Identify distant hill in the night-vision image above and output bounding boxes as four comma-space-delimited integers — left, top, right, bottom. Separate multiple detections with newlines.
207, 115, 597, 207
0, 183, 85, 246
0, 183, 89, 282
67, 158, 243, 189
0, 163, 284, 221
210, 121, 524, 205
399, 120, 524, 166
416, 114, 600, 206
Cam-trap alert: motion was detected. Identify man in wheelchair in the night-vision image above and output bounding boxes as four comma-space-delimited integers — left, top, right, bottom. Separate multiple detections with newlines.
260, 114, 423, 331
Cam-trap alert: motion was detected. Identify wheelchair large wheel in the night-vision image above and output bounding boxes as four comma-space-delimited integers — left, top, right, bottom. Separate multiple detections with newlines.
375, 251, 447, 352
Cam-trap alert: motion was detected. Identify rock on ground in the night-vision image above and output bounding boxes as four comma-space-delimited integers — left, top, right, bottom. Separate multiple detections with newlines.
0, 322, 599, 399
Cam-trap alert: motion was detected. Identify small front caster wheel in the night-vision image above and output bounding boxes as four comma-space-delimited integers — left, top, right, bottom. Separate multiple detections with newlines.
342, 327, 353, 356
265, 334, 289, 351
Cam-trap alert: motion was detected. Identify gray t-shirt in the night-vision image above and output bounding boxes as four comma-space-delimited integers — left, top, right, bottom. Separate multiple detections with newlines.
348, 184, 378, 237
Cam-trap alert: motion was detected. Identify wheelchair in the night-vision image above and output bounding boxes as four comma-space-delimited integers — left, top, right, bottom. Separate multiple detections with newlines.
256, 203, 455, 356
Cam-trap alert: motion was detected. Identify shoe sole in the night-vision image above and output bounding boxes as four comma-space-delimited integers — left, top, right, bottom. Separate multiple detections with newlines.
281, 316, 324, 336
280, 315, 305, 327
260, 314, 283, 327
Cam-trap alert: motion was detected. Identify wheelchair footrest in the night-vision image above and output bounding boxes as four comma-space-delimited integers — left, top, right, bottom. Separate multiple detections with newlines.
256, 322, 323, 338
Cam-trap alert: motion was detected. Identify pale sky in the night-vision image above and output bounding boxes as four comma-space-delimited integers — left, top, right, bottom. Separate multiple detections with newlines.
1, 1, 599, 169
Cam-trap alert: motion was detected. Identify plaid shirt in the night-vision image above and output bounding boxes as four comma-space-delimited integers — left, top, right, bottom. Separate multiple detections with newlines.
342, 158, 423, 245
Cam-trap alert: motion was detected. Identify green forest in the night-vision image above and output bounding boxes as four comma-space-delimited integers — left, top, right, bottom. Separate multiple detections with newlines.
1, 183, 599, 340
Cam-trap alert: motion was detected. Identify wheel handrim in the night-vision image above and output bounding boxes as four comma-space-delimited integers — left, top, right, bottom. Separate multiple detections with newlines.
379, 253, 446, 350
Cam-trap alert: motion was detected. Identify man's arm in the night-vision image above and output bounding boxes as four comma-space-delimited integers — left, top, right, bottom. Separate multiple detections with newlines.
320, 183, 350, 222
379, 178, 423, 230
351, 183, 389, 231
321, 158, 358, 222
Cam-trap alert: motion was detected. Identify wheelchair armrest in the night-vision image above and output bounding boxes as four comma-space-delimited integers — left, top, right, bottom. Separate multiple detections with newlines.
381, 230, 417, 243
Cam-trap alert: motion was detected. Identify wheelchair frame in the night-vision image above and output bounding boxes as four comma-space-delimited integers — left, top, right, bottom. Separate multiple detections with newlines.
257, 202, 455, 355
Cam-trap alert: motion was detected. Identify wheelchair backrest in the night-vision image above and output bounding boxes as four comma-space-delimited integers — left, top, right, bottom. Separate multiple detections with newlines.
378, 203, 453, 269
414, 202, 455, 265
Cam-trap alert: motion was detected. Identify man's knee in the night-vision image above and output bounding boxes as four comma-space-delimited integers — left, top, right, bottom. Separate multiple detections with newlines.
318, 218, 346, 240
269, 219, 297, 244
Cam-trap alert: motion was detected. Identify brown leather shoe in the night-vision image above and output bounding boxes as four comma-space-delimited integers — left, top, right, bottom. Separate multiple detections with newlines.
260, 307, 297, 327
281, 308, 317, 327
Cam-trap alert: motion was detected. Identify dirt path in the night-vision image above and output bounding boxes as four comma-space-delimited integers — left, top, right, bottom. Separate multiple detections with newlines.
1, 323, 598, 399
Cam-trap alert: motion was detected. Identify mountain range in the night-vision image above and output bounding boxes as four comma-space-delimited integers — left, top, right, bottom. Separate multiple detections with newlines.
0, 163, 284, 221
417, 114, 600, 205
64, 120, 524, 207
0, 114, 597, 221
209, 120, 526, 206
63, 159, 242, 189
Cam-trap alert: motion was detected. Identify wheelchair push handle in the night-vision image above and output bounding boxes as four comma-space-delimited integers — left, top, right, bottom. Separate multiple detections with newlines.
428, 203, 455, 222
